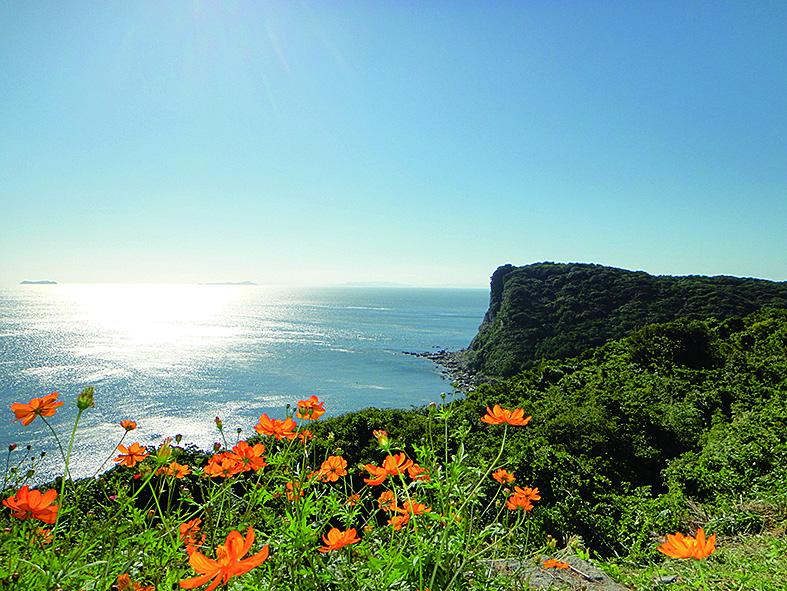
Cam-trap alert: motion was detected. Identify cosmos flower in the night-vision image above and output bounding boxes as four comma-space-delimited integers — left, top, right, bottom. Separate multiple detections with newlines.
114, 443, 150, 468
492, 468, 516, 484
363, 463, 388, 486
229, 441, 267, 473
407, 463, 430, 481
377, 490, 397, 512
11, 392, 64, 426
657, 528, 716, 560
2, 485, 59, 524
120, 419, 137, 431
319, 455, 348, 482
179, 518, 206, 555
254, 414, 297, 440
506, 486, 541, 511
180, 527, 269, 591
296, 395, 326, 420
158, 462, 191, 479
318, 527, 360, 552
481, 405, 532, 427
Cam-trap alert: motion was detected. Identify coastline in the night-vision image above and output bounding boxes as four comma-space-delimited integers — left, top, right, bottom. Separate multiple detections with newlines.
404, 348, 480, 391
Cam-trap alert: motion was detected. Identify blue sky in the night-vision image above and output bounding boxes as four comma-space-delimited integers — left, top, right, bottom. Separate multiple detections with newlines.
1, 1, 785, 286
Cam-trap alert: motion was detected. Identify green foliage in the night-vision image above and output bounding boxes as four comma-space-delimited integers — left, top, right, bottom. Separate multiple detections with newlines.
323, 309, 787, 559
469, 262, 787, 377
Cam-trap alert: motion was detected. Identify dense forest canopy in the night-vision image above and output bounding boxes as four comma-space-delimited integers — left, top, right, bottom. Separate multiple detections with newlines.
468, 262, 787, 377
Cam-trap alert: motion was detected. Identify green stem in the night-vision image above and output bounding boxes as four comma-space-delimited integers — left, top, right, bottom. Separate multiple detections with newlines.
53, 408, 83, 532
429, 425, 508, 591
40, 415, 70, 479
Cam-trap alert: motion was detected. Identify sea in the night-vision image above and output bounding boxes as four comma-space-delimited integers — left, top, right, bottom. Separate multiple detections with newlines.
0, 284, 487, 480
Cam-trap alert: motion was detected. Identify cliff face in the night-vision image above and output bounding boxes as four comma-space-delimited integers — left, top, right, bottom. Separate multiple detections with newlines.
469, 262, 787, 377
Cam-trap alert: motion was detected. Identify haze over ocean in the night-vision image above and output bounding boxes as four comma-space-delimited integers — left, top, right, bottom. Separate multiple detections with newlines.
0, 284, 487, 480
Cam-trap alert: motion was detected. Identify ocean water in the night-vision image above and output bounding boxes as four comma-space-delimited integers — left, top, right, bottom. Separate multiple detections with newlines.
0, 284, 487, 480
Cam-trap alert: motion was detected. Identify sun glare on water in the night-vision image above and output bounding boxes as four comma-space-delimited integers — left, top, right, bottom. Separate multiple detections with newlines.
61, 283, 244, 349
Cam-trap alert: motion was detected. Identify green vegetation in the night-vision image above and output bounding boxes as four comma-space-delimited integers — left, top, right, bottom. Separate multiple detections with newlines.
0, 390, 555, 590
469, 262, 787, 377
321, 308, 787, 587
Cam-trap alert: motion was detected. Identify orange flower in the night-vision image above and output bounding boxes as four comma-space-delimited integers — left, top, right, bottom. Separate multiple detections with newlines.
159, 462, 191, 479
120, 419, 137, 431
229, 441, 267, 473
114, 443, 150, 468
407, 464, 430, 481
180, 527, 269, 591
364, 452, 413, 486
319, 455, 348, 482
377, 490, 397, 512
203, 453, 241, 478
481, 405, 531, 427
3, 485, 59, 524
542, 558, 570, 569
254, 414, 297, 440
11, 392, 64, 426
389, 512, 410, 530
117, 573, 154, 591
180, 518, 206, 555
381, 452, 413, 476
363, 463, 388, 486
657, 528, 716, 560
296, 395, 325, 420
297, 429, 314, 444
506, 486, 541, 511
399, 500, 431, 516
346, 493, 361, 506
318, 527, 360, 552
492, 469, 516, 484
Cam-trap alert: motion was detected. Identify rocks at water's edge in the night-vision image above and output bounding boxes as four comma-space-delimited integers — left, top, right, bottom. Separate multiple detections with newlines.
402, 348, 479, 391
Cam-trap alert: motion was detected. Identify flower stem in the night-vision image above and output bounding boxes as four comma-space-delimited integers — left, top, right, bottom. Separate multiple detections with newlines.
53, 408, 83, 531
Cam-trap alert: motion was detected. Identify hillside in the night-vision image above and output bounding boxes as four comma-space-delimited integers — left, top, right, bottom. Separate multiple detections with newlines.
323, 308, 787, 559
468, 262, 787, 376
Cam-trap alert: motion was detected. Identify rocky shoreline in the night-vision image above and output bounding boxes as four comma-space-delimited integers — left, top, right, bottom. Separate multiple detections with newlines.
402, 348, 480, 391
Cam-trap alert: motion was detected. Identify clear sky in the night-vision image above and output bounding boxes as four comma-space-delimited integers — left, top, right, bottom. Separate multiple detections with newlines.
1, 1, 785, 287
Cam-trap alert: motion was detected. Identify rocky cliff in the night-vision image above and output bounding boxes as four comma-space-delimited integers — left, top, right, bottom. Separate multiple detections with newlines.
468, 262, 787, 376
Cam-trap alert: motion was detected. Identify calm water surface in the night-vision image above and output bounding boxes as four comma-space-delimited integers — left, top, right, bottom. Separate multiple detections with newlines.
0, 285, 486, 479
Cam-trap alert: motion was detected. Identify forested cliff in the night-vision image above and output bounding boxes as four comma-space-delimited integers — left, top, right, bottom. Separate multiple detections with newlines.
469, 262, 787, 376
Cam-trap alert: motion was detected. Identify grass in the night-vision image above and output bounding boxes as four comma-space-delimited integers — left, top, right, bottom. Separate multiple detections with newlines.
600, 531, 787, 591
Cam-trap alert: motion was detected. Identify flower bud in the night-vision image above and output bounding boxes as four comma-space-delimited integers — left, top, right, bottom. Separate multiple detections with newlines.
214, 416, 223, 430
156, 437, 173, 462
213, 441, 222, 452
373, 429, 389, 448
8, 443, 16, 452
175, 434, 183, 444
77, 386, 95, 410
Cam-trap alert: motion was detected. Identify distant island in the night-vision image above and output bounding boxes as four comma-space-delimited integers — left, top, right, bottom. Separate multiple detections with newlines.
20, 280, 57, 285
199, 281, 257, 286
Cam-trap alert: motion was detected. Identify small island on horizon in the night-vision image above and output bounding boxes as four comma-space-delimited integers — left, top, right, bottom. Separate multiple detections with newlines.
20, 280, 57, 285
